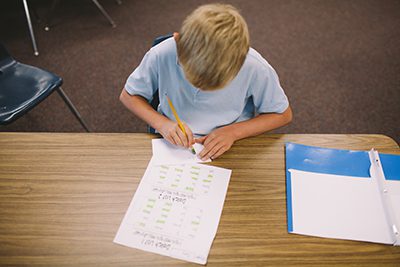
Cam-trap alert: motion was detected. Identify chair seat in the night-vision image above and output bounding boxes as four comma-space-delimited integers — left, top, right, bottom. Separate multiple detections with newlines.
0, 62, 62, 124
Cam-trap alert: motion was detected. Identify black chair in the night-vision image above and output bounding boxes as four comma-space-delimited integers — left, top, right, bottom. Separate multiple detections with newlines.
0, 44, 90, 131
147, 33, 174, 133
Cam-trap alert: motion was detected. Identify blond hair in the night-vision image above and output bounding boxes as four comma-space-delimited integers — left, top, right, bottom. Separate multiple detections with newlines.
176, 4, 250, 90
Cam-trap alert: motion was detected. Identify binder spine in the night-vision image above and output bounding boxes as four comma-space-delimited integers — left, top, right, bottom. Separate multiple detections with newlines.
369, 149, 400, 246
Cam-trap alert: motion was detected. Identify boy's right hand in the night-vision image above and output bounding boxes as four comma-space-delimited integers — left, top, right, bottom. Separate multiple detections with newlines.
158, 120, 195, 148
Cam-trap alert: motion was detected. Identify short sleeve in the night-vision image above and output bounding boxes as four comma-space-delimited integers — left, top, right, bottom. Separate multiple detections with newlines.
250, 63, 289, 114
124, 48, 159, 101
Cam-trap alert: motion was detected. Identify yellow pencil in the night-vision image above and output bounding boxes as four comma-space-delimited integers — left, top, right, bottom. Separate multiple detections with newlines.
166, 95, 196, 155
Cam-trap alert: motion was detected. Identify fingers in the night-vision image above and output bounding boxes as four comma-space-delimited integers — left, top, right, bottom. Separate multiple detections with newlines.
162, 121, 195, 148
161, 122, 184, 146
169, 130, 182, 146
198, 135, 230, 161
195, 136, 206, 144
210, 146, 227, 160
163, 127, 179, 146
201, 145, 227, 160
198, 135, 216, 160
176, 122, 196, 148
175, 125, 188, 147
184, 124, 195, 147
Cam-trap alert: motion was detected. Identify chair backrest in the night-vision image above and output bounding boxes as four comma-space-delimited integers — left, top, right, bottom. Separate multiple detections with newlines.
152, 33, 174, 47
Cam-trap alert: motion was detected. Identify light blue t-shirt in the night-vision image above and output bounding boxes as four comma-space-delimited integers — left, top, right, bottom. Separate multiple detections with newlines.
125, 37, 289, 135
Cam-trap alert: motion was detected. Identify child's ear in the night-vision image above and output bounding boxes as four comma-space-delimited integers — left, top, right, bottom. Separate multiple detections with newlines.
173, 32, 179, 40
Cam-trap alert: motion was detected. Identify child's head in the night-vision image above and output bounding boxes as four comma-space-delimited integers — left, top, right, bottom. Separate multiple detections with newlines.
176, 4, 250, 91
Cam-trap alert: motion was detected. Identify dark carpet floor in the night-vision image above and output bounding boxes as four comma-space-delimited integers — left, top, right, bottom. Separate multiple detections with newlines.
1, 0, 399, 144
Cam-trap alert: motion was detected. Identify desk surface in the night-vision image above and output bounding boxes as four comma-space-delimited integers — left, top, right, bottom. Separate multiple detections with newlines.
0, 133, 399, 266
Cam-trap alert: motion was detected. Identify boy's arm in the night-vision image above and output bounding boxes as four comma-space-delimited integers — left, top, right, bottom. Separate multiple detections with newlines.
119, 89, 194, 147
196, 106, 293, 160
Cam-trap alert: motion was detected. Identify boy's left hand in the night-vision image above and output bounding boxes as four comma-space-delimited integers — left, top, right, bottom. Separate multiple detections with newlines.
195, 127, 236, 161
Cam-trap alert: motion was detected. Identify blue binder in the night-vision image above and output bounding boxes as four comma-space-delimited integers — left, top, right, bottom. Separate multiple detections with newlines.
285, 142, 400, 245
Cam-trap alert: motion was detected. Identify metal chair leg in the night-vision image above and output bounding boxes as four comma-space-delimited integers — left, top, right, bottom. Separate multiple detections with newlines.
57, 87, 90, 132
22, 0, 39, 56
91, 0, 116, 28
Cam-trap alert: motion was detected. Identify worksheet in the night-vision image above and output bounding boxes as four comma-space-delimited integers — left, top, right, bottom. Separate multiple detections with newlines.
114, 158, 231, 264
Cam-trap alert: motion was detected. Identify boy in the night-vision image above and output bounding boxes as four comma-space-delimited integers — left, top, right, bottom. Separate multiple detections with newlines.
120, 3, 292, 161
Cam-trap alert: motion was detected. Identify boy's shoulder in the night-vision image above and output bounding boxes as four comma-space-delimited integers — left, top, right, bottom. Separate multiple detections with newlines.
149, 37, 177, 57
244, 48, 273, 72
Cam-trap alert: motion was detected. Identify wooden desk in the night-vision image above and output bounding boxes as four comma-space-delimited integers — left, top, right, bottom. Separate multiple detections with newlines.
0, 133, 399, 266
